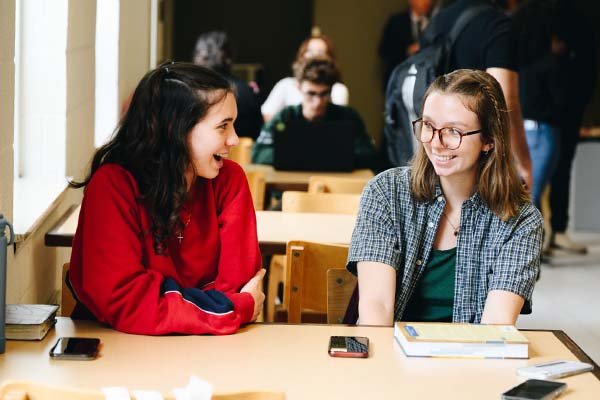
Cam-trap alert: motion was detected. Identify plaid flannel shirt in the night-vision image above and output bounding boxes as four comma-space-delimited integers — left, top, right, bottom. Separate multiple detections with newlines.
347, 167, 542, 323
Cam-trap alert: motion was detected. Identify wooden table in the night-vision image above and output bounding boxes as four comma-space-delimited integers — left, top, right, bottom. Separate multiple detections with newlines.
243, 164, 373, 193
1, 319, 598, 399
256, 211, 355, 255
46, 207, 356, 256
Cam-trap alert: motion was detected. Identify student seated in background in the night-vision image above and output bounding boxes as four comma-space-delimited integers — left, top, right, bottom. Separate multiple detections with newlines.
68, 62, 265, 335
261, 33, 349, 122
252, 57, 376, 170
193, 30, 263, 140
347, 70, 542, 326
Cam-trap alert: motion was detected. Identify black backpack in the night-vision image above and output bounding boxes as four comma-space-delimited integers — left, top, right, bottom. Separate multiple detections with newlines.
383, 4, 490, 167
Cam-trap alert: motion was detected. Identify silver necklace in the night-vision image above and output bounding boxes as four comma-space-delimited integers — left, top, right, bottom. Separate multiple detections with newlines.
442, 212, 459, 236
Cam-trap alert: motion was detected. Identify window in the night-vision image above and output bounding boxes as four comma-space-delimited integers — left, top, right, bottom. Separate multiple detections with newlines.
94, 0, 120, 148
13, 0, 68, 234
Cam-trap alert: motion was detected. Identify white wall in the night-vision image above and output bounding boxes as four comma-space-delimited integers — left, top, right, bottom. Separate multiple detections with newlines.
119, 0, 152, 108
314, 0, 407, 146
66, 0, 96, 177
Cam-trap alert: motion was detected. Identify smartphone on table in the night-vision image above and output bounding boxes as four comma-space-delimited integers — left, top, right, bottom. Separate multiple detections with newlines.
328, 336, 369, 358
502, 379, 567, 400
517, 360, 593, 380
49, 337, 100, 360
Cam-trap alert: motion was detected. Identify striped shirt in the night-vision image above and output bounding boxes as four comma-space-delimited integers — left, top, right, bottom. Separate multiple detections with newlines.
347, 167, 542, 323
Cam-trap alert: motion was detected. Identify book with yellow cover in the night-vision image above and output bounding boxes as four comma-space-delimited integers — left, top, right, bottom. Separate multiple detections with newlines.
5, 304, 59, 341
394, 322, 529, 359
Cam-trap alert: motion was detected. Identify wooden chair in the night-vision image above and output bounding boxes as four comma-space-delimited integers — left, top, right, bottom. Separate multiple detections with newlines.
327, 268, 357, 324
283, 241, 351, 323
0, 380, 284, 400
229, 137, 253, 165
307, 175, 370, 194
265, 192, 359, 322
280, 191, 361, 215
61, 263, 76, 317
244, 169, 266, 211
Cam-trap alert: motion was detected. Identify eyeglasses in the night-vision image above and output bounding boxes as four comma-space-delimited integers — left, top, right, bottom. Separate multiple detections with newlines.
412, 118, 482, 150
303, 89, 331, 99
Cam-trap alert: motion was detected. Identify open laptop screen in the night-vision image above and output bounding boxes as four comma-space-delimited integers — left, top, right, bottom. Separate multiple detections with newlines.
273, 120, 357, 171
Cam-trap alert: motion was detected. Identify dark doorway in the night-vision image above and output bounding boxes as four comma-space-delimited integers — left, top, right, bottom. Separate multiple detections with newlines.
172, 0, 313, 96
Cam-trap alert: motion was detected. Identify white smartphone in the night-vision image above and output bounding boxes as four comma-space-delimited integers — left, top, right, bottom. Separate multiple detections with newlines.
517, 360, 593, 380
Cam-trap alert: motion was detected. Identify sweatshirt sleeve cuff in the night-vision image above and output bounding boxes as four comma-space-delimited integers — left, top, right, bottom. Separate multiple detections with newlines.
229, 292, 255, 324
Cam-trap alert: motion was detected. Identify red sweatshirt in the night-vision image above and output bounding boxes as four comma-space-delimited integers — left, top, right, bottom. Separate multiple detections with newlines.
69, 160, 261, 335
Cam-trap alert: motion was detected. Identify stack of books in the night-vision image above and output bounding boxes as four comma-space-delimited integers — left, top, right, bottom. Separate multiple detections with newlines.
394, 322, 529, 359
5, 304, 59, 341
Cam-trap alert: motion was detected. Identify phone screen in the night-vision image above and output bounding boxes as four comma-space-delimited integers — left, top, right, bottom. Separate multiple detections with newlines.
502, 379, 567, 400
49, 337, 100, 360
328, 336, 369, 358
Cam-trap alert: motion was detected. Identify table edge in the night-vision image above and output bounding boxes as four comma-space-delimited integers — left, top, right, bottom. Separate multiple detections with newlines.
549, 329, 600, 380
44, 204, 78, 247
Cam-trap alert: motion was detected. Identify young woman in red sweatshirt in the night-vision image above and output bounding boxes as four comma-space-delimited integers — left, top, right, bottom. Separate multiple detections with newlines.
68, 62, 265, 335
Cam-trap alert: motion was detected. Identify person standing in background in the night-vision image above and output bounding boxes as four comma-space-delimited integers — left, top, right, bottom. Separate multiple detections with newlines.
194, 31, 263, 140
508, 0, 565, 210
546, 0, 597, 254
379, 0, 435, 90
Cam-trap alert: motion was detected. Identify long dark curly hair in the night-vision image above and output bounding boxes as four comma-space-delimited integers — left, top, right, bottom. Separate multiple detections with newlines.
70, 62, 233, 254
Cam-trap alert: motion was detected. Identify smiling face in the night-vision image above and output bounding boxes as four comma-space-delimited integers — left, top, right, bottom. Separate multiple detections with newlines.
421, 92, 492, 186
186, 91, 238, 182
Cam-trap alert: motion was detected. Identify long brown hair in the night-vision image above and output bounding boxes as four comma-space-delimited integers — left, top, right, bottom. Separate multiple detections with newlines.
411, 69, 529, 220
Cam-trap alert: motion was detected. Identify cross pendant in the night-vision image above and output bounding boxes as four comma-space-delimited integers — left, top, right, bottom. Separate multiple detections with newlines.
177, 233, 183, 243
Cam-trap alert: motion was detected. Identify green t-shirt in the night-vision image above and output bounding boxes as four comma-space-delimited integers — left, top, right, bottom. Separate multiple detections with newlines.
402, 247, 456, 322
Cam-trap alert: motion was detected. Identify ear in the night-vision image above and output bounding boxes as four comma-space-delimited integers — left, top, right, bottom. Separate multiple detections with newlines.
482, 142, 494, 153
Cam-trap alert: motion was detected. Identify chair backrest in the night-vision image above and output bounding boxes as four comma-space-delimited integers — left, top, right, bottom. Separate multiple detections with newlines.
326, 269, 357, 324
61, 263, 76, 317
244, 170, 266, 211
229, 137, 253, 165
281, 191, 360, 215
308, 176, 370, 194
0, 380, 284, 400
283, 241, 350, 323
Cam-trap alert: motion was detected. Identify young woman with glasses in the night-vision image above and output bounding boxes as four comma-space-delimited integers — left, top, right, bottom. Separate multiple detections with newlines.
347, 69, 542, 325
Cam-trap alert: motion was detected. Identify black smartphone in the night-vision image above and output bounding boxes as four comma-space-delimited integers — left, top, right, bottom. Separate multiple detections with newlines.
328, 336, 369, 358
49, 337, 100, 360
502, 379, 567, 400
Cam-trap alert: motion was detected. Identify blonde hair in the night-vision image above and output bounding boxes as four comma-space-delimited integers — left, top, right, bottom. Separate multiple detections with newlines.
411, 69, 529, 220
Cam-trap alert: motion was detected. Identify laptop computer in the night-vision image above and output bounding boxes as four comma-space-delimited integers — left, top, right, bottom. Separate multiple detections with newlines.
273, 119, 357, 171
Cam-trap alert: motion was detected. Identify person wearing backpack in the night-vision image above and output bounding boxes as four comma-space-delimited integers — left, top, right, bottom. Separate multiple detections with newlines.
384, 0, 532, 191
348, 69, 541, 325
379, 0, 435, 91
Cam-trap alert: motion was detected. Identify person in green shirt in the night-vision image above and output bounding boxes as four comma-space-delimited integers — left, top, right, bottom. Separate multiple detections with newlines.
252, 57, 376, 170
